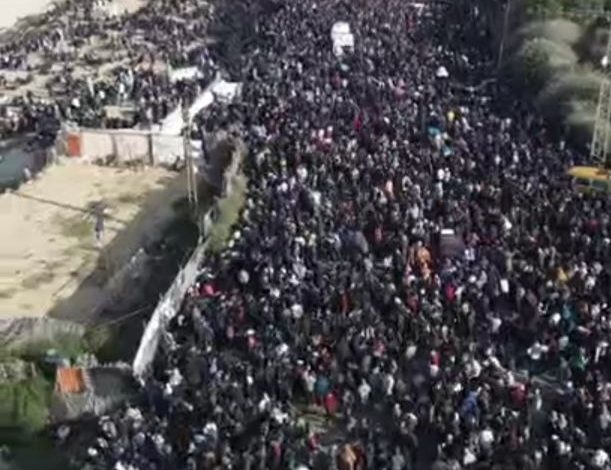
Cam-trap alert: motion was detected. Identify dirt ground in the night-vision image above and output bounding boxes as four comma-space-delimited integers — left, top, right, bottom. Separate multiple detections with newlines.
0, 159, 185, 319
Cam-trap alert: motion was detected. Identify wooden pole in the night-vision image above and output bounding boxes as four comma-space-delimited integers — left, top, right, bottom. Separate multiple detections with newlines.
182, 103, 194, 208
497, 0, 512, 73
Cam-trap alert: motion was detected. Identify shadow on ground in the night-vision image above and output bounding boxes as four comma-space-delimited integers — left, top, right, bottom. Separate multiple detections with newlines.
45, 170, 191, 327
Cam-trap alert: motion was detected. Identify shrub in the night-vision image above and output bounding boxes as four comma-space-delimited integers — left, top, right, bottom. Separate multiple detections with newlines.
83, 324, 115, 360
509, 19, 582, 52
507, 37, 578, 90
536, 70, 603, 117
505, 3, 610, 147
525, 0, 564, 17
575, 17, 609, 64
525, 0, 608, 18
13, 332, 86, 363
0, 375, 51, 433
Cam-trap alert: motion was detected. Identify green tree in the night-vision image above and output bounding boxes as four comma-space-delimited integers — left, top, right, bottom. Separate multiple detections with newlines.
508, 37, 577, 90
527, 0, 563, 17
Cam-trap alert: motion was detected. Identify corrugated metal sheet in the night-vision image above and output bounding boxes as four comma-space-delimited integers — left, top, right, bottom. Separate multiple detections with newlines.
55, 367, 87, 394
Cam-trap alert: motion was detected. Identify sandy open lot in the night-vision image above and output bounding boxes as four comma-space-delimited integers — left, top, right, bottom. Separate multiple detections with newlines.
0, 160, 185, 319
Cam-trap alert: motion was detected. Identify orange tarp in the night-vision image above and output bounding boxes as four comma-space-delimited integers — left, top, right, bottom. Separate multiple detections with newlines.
66, 133, 81, 157
55, 367, 86, 394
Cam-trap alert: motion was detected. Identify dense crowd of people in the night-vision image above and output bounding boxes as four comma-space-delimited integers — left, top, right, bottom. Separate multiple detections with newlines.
0, 0, 219, 137
54, 0, 611, 469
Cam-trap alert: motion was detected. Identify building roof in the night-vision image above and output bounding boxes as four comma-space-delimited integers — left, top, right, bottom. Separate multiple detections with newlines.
55, 367, 87, 394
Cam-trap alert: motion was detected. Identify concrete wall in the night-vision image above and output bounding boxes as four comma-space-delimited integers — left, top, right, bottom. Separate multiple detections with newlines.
56, 127, 196, 167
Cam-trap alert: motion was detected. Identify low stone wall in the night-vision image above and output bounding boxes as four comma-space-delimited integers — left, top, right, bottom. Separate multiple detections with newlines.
56, 127, 188, 167
0, 317, 85, 351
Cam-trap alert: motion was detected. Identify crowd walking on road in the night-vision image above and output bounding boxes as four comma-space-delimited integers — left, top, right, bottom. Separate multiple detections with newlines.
52, 0, 611, 469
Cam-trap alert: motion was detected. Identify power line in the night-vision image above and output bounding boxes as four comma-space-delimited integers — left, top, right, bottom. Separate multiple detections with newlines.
87, 304, 153, 331
182, 102, 200, 224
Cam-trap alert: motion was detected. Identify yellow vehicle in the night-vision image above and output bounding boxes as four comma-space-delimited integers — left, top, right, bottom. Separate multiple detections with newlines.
567, 166, 611, 193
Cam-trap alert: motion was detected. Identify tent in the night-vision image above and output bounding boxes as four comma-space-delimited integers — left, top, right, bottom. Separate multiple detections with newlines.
210, 80, 243, 103
331, 22, 355, 57
160, 78, 241, 135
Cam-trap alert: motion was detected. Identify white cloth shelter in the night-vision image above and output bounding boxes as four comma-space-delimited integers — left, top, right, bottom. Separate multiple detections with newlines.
331, 22, 355, 57
160, 78, 242, 135
211, 81, 243, 103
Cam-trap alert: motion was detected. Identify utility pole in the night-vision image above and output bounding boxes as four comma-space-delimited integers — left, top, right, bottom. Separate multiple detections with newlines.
182, 102, 199, 218
497, 0, 512, 72
182, 103, 193, 208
